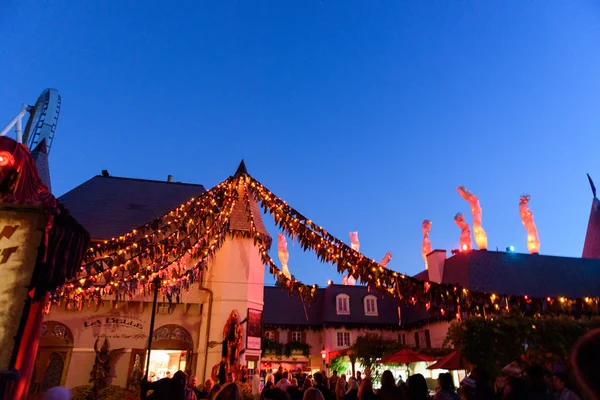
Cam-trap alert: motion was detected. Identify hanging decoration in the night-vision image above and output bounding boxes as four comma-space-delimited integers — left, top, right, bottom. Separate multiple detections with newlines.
457, 186, 488, 250
422, 220, 432, 269
519, 194, 540, 254
454, 213, 472, 251
52, 163, 600, 320
277, 233, 291, 279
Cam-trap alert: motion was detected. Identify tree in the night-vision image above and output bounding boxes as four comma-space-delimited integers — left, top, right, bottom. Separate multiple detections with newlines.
445, 312, 600, 376
330, 356, 351, 375
351, 333, 403, 374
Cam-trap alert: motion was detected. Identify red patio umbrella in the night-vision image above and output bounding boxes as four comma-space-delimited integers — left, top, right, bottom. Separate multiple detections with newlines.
427, 350, 466, 371
378, 348, 436, 364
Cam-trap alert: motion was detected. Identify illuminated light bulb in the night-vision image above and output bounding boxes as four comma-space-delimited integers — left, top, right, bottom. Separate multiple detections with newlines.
531, 324, 536, 329
547, 297, 551, 302
559, 297, 566, 303
507, 245, 515, 252
490, 294, 496, 302
462, 244, 468, 251
585, 297, 590, 303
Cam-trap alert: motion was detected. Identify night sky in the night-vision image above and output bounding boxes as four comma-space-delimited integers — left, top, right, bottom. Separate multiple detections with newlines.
2, 1, 600, 286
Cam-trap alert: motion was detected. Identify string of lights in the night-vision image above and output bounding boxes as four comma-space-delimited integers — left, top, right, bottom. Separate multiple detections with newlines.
53, 170, 600, 317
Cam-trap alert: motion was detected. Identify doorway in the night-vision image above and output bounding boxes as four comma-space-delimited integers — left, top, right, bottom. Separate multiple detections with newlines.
29, 321, 73, 399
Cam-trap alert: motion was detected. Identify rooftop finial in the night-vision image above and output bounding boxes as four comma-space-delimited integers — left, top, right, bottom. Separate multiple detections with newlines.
234, 160, 248, 177
588, 174, 596, 199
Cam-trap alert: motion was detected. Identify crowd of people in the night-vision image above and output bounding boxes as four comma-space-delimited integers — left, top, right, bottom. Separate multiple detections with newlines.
134, 362, 584, 400
38, 362, 585, 400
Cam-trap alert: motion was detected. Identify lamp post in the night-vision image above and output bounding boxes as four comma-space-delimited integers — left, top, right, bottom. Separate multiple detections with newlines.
321, 347, 328, 375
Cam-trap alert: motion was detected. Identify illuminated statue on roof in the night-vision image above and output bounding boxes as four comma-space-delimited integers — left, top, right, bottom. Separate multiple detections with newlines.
277, 233, 291, 279
422, 220, 432, 269
457, 186, 488, 250
454, 213, 472, 251
519, 194, 540, 254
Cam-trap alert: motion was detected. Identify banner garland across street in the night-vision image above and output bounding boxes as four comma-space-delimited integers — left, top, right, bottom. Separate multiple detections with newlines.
54, 168, 600, 318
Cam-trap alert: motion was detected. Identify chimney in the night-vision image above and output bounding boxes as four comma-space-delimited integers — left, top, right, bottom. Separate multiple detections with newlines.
167, 175, 173, 182
426, 250, 447, 283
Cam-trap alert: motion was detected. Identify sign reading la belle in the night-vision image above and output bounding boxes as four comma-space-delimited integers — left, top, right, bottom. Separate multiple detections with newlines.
83, 313, 146, 331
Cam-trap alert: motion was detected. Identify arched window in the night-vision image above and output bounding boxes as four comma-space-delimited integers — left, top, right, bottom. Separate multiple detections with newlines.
363, 295, 378, 316
336, 294, 350, 315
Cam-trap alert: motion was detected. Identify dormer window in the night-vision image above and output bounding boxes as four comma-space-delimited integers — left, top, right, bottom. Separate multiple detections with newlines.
336, 294, 350, 315
364, 295, 378, 316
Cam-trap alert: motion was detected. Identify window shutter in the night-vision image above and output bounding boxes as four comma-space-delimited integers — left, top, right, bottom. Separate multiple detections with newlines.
301, 331, 306, 343
425, 330, 431, 348
414, 332, 420, 349
287, 330, 292, 343
275, 330, 280, 342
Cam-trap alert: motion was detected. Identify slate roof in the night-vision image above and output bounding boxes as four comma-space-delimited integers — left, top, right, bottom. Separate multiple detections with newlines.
59, 175, 207, 240
263, 285, 431, 328
413, 270, 429, 281
229, 185, 270, 239
442, 250, 600, 298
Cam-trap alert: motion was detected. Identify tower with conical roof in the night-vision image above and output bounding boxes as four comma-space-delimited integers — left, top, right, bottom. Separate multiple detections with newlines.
582, 174, 600, 258
197, 161, 271, 381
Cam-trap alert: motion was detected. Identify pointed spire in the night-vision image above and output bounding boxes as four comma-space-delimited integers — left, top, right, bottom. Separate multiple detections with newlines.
588, 173, 596, 198
583, 174, 600, 258
234, 160, 248, 177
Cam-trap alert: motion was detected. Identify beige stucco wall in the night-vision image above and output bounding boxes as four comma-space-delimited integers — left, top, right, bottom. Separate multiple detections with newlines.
44, 298, 202, 389
197, 236, 265, 381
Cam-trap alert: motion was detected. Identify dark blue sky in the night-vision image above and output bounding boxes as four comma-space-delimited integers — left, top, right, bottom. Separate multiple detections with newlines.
2, 1, 600, 286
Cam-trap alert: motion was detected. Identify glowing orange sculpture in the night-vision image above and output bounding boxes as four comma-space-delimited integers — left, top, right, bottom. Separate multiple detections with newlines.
343, 232, 360, 285
457, 186, 488, 250
277, 233, 291, 279
422, 220, 432, 269
380, 252, 392, 268
454, 213, 472, 250
342, 274, 356, 286
519, 194, 540, 254
349, 231, 360, 252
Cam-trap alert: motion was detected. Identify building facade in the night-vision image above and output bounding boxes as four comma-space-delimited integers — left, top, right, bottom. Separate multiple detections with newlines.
33, 171, 600, 396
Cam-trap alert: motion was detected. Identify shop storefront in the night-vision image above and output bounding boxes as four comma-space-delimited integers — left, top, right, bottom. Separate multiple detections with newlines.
38, 301, 202, 395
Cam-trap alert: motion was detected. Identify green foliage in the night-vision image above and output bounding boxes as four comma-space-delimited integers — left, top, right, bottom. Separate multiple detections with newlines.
330, 356, 351, 374
98, 385, 126, 400
262, 338, 311, 358
445, 313, 600, 376
70, 385, 125, 400
71, 385, 93, 400
262, 337, 284, 357
286, 341, 312, 357
351, 333, 404, 372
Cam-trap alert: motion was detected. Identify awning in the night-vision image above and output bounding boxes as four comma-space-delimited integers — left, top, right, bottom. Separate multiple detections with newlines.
427, 350, 466, 371
378, 348, 435, 364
